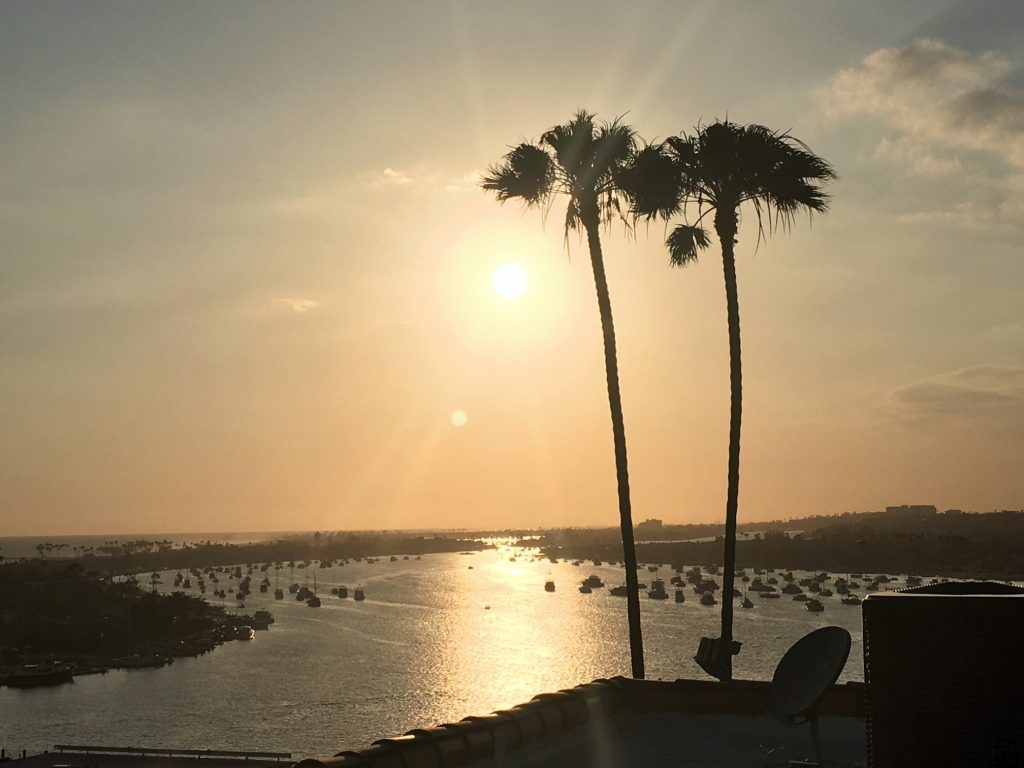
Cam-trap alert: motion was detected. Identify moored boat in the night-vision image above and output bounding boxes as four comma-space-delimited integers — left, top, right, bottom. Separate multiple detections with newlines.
1, 663, 74, 688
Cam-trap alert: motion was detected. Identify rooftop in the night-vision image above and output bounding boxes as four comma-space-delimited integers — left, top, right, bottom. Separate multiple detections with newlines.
295, 677, 866, 768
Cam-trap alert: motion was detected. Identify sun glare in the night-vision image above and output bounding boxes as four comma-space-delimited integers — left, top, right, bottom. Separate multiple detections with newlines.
492, 263, 527, 299
450, 410, 468, 427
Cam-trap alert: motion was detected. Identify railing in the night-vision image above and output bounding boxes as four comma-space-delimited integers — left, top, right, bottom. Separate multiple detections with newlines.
53, 746, 292, 761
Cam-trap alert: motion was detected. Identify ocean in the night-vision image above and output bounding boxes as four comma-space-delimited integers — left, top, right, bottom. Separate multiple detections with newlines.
0, 546, 878, 758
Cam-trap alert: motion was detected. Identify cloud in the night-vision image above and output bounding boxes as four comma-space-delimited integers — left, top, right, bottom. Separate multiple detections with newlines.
823, 38, 1024, 232
270, 297, 320, 314
885, 365, 1024, 427
380, 167, 412, 185
892, 198, 1024, 230
271, 166, 482, 216
823, 38, 1024, 166
984, 321, 1024, 345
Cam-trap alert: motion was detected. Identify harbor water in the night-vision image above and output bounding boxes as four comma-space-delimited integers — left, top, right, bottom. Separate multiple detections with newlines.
0, 547, 874, 758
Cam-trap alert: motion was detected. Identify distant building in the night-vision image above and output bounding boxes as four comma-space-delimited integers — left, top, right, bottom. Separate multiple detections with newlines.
636, 519, 664, 535
885, 505, 937, 516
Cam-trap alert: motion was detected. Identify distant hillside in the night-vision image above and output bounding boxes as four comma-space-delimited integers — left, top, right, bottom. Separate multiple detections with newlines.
523, 508, 1024, 579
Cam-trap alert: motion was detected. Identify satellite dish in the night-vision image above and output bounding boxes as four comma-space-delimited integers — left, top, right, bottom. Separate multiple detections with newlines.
771, 626, 851, 723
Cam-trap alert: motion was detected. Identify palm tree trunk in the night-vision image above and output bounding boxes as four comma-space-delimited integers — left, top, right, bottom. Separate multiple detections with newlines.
717, 212, 742, 681
582, 204, 645, 680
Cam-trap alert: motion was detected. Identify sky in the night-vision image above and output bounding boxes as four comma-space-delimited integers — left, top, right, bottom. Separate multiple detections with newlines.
1, 1, 1022, 536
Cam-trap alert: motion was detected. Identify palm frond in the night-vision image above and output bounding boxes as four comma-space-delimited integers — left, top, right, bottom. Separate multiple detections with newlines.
622, 143, 685, 221
666, 224, 709, 267
480, 143, 555, 207
591, 117, 636, 189
542, 110, 596, 182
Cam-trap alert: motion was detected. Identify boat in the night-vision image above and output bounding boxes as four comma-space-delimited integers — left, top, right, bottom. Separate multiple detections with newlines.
648, 579, 668, 600
273, 588, 284, 600
544, 580, 556, 593
252, 610, 274, 629
235, 626, 255, 640
296, 586, 313, 601
805, 598, 825, 612
841, 595, 861, 606
289, 583, 300, 594
782, 583, 803, 595
579, 584, 592, 594
307, 595, 321, 607
1, 663, 74, 688
741, 596, 754, 609
609, 585, 628, 597
674, 589, 685, 603
819, 588, 834, 597
581, 574, 604, 589
338, 586, 349, 599
761, 591, 781, 599
353, 587, 365, 601
793, 593, 809, 602
699, 591, 717, 606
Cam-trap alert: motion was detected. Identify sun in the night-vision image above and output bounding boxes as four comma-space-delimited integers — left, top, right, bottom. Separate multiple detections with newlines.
492, 263, 527, 299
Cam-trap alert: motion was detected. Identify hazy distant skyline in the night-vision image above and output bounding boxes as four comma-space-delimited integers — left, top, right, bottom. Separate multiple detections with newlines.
2, 1, 1022, 536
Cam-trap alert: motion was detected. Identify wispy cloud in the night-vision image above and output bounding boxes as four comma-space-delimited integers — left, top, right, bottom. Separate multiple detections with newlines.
379, 167, 412, 185
884, 365, 1024, 429
270, 297, 321, 315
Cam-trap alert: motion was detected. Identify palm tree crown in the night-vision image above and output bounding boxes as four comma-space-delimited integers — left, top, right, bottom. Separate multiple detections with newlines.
481, 110, 637, 234
630, 120, 834, 261
482, 110, 647, 680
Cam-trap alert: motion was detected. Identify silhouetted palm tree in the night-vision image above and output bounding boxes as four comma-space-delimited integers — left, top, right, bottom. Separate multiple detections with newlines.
482, 110, 646, 679
629, 121, 834, 680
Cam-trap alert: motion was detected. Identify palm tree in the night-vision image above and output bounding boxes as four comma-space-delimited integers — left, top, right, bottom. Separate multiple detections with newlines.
629, 121, 834, 680
481, 110, 646, 679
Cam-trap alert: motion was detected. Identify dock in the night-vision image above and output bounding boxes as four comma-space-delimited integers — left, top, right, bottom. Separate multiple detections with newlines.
4, 747, 291, 768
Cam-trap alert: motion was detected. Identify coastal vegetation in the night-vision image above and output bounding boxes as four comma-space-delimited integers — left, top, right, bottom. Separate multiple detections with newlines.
0, 559, 252, 677
482, 111, 647, 679
522, 507, 1024, 580
4, 532, 489, 576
